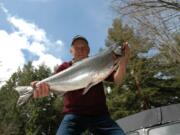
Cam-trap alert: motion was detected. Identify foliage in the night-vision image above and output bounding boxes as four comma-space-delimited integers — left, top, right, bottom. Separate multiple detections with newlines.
0, 62, 64, 135
0, 12, 179, 135
105, 18, 180, 120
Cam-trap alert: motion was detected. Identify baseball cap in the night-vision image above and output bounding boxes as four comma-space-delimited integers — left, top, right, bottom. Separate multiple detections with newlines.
71, 35, 89, 46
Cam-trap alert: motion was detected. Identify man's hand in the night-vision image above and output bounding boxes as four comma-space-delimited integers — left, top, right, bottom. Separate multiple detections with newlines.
121, 42, 130, 64
113, 42, 130, 85
31, 81, 50, 98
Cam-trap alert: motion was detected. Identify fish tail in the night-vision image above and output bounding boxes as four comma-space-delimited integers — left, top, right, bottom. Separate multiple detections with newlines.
82, 82, 96, 95
14, 86, 33, 106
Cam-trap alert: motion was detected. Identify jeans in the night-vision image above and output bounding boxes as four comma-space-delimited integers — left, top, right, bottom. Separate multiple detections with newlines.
56, 114, 126, 135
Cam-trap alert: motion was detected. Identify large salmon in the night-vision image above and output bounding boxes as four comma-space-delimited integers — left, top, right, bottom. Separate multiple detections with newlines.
15, 44, 123, 106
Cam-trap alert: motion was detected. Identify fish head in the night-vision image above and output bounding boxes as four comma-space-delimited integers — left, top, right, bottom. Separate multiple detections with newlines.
106, 41, 123, 56
111, 44, 123, 56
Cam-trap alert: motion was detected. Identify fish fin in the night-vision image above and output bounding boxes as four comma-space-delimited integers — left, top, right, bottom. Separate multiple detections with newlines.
112, 58, 121, 71
82, 82, 95, 95
14, 86, 33, 106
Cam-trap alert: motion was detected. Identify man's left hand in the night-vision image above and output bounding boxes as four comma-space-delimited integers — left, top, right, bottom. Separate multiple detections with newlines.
121, 42, 130, 64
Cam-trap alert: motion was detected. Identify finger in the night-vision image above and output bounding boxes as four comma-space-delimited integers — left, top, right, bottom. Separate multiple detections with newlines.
123, 41, 128, 47
39, 84, 44, 97
121, 45, 126, 56
33, 88, 40, 98
31, 81, 38, 89
40, 83, 49, 97
37, 89, 40, 98
124, 42, 128, 48
124, 43, 130, 52
33, 86, 38, 98
44, 84, 49, 96
33, 90, 37, 98
42, 83, 47, 97
122, 42, 129, 52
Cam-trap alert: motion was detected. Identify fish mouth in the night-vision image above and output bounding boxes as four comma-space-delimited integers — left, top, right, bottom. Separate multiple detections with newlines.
112, 51, 123, 59
113, 46, 123, 56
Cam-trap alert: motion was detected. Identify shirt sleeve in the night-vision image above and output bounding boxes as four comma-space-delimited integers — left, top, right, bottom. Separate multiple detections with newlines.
54, 62, 72, 74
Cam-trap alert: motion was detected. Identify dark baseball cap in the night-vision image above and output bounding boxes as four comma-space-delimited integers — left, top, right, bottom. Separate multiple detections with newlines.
71, 35, 89, 46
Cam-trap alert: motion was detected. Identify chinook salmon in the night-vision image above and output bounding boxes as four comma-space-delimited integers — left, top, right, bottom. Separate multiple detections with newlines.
15, 44, 123, 106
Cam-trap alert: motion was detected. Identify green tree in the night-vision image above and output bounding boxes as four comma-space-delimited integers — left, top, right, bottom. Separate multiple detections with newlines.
0, 62, 64, 135
105, 18, 180, 120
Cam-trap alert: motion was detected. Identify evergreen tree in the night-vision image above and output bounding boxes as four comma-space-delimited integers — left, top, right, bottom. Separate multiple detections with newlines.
0, 62, 64, 135
105, 19, 180, 120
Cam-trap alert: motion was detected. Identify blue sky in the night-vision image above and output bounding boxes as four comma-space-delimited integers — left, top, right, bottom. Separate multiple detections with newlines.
0, 0, 114, 59
0, 0, 115, 84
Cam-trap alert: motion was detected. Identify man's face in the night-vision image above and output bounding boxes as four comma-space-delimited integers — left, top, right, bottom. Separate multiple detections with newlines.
70, 39, 90, 61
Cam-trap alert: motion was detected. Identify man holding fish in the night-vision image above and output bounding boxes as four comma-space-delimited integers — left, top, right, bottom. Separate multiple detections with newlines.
31, 35, 130, 135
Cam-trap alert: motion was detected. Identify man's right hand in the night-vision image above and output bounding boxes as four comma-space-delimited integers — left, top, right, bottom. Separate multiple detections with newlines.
31, 81, 50, 98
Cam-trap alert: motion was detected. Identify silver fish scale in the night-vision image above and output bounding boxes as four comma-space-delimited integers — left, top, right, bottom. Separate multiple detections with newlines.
39, 48, 115, 91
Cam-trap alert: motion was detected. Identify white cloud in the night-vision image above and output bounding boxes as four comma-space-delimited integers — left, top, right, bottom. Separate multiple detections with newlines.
8, 16, 47, 42
0, 30, 26, 81
33, 54, 61, 70
0, 4, 63, 86
56, 40, 64, 47
28, 42, 46, 55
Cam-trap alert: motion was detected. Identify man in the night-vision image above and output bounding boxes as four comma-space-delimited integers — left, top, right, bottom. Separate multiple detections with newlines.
32, 35, 130, 135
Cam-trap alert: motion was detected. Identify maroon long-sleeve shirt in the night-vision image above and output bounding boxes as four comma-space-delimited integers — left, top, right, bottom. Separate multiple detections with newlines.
55, 61, 114, 116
